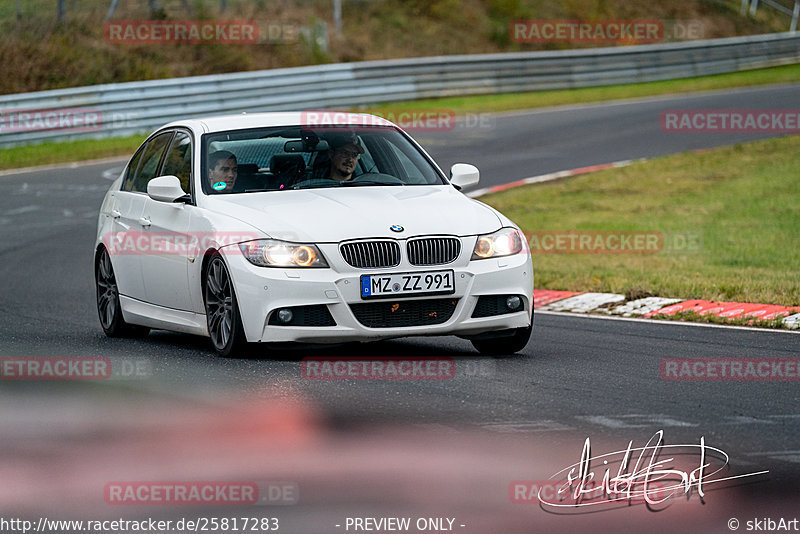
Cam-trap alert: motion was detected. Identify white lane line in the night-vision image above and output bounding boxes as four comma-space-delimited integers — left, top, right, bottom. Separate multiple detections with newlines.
745, 450, 800, 463
721, 416, 778, 426
4, 205, 40, 216
480, 420, 574, 433
535, 310, 800, 334
103, 166, 125, 181
577, 415, 697, 429
0, 156, 129, 177
414, 423, 461, 434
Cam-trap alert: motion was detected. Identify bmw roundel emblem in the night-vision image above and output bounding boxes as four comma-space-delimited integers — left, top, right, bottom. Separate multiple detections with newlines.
390, 225, 404, 233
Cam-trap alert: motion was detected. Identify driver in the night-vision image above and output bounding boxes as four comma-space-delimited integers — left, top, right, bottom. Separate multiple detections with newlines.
325, 133, 364, 182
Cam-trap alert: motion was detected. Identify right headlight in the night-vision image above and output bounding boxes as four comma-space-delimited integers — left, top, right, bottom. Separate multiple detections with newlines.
239, 239, 328, 268
471, 227, 525, 260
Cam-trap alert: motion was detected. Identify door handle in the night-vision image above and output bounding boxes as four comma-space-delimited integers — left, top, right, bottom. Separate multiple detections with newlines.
138, 217, 151, 227
111, 209, 121, 219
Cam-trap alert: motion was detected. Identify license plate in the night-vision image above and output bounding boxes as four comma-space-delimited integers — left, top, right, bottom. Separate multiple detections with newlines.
360, 270, 455, 299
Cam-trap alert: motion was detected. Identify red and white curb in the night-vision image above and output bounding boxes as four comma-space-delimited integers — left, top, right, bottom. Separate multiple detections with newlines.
468, 163, 799, 329
541, 292, 625, 313
533, 289, 800, 329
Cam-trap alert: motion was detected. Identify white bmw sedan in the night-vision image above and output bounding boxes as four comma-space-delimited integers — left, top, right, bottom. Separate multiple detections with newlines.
95, 113, 533, 356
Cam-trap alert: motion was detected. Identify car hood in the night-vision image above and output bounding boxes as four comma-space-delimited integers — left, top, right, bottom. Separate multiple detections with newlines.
206, 185, 503, 242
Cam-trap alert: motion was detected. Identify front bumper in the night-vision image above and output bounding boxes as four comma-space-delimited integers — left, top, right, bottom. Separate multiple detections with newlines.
223, 241, 533, 344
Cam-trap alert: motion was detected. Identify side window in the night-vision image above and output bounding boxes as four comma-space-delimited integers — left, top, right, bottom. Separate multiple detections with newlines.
130, 132, 173, 193
162, 131, 192, 193
121, 146, 146, 192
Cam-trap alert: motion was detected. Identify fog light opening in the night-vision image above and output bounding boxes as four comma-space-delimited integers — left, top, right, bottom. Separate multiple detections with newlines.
505, 296, 522, 311
276, 308, 294, 324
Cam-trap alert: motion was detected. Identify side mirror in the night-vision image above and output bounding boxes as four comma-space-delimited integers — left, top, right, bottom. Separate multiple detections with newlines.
450, 163, 480, 190
147, 175, 188, 203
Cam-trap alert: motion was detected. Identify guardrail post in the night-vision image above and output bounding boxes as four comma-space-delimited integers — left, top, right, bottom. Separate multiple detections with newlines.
333, 0, 342, 35
105, 0, 119, 20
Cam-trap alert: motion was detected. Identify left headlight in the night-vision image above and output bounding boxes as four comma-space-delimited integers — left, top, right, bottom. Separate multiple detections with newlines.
239, 239, 328, 268
471, 227, 526, 260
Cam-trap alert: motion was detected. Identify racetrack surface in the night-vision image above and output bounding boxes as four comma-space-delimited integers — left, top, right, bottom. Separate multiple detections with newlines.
1, 84, 799, 532
418, 83, 800, 187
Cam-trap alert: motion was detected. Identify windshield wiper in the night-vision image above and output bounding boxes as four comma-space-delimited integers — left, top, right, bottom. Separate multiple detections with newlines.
340, 180, 403, 187
289, 181, 342, 190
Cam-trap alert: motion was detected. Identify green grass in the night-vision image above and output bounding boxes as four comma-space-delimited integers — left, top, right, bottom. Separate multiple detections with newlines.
0, 135, 145, 171
479, 134, 800, 307
3, 62, 800, 171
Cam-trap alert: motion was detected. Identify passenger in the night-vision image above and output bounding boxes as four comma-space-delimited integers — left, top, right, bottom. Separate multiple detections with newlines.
208, 150, 238, 192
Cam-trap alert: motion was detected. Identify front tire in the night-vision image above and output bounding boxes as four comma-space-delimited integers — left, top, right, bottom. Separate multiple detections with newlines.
95, 247, 150, 337
470, 322, 532, 355
204, 254, 247, 357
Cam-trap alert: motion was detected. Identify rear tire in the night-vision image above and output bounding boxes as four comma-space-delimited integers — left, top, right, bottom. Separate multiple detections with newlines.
204, 254, 247, 357
470, 322, 532, 355
95, 247, 150, 338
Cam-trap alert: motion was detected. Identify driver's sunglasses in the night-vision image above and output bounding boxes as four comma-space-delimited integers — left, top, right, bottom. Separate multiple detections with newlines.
335, 149, 361, 160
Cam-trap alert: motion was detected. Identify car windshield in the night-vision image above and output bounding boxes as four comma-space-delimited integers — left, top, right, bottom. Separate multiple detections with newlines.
202, 125, 446, 194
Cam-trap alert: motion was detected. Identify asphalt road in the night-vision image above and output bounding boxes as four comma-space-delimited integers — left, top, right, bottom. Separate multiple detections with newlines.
0, 84, 799, 533
417, 83, 800, 185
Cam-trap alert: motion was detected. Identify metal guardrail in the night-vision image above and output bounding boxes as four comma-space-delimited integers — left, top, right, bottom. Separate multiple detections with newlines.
1, 32, 799, 147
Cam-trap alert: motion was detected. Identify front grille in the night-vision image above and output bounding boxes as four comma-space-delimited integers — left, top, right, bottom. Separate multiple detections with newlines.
472, 295, 524, 318
268, 305, 336, 326
340, 240, 401, 269
407, 237, 461, 266
350, 298, 459, 328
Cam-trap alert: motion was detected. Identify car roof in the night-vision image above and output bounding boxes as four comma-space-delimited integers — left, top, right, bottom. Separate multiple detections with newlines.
162, 112, 396, 133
